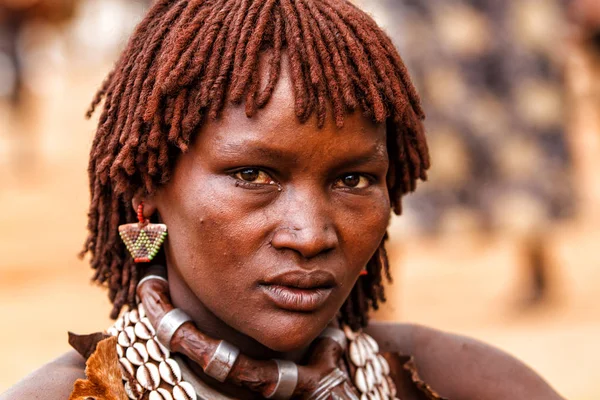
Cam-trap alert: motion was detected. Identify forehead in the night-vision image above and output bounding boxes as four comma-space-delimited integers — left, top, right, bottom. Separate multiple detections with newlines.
194, 53, 387, 158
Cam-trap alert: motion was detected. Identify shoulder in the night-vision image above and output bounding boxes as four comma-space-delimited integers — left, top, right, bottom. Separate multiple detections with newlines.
365, 321, 565, 400
0, 351, 85, 400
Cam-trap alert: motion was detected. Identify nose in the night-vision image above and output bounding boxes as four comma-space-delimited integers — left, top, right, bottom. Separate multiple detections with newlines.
270, 193, 339, 259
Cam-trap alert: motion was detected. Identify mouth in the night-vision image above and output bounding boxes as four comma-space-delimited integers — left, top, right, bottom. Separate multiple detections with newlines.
259, 270, 336, 312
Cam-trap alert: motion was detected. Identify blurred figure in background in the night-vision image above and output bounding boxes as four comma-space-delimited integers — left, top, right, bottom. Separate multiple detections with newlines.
0, 0, 77, 108
0, 0, 150, 173
570, 0, 600, 130
355, 0, 574, 306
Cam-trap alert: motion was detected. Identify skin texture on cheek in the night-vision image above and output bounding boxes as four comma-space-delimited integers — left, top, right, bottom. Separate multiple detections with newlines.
151, 64, 390, 355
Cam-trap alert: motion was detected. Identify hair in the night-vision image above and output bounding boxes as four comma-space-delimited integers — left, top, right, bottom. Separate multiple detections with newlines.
82, 0, 429, 330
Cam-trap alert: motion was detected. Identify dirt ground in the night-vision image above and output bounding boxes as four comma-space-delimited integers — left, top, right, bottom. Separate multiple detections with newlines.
1, 47, 599, 399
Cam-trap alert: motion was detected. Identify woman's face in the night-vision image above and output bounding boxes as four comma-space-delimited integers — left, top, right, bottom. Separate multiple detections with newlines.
152, 64, 390, 353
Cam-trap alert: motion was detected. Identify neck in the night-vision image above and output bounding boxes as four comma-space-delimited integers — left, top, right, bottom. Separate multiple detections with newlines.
166, 266, 312, 399
167, 265, 311, 362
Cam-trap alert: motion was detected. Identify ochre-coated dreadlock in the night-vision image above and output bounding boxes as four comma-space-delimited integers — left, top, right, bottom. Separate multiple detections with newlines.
83, 0, 429, 329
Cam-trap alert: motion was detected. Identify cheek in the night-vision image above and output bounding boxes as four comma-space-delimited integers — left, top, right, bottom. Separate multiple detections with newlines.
157, 173, 268, 285
335, 191, 391, 282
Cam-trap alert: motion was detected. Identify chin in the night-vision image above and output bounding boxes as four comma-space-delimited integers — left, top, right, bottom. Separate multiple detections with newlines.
251, 311, 334, 353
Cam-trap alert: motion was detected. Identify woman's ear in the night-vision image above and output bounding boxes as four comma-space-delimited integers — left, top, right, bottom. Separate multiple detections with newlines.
132, 195, 158, 220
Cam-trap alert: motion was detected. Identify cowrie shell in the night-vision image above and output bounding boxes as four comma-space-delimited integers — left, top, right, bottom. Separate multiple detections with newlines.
173, 381, 196, 400
376, 385, 387, 399
138, 303, 146, 318
107, 326, 119, 337
147, 337, 170, 362
365, 362, 376, 391
149, 388, 173, 400
119, 357, 134, 378
377, 355, 390, 376
126, 342, 149, 366
142, 317, 156, 334
129, 309, 140, 324
367, 390, 380, 400
114, 317, 125, 332
135, 319, 154, 340
361, 393, 368, 400
349, 340, 366, 367
386, 376, 397, 397
124, 380, 142, 400
358, 336, 376, 361
362, 333, 379, 353
380, 376, 390, 395
370, 359, 383, 384
354, 367, 369, 393
122, 313, 131, 327
136, 362, 160, 390
343, 325, 358, 341
159, 358, 182, 386
118, 329, 135, 347
116, 344, 124, 358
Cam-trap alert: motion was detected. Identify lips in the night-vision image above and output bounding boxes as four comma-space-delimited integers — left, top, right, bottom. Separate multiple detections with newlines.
259, 270, 336, 312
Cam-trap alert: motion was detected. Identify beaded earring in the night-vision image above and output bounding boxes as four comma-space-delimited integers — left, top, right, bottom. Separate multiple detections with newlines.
119, 201, 167, 263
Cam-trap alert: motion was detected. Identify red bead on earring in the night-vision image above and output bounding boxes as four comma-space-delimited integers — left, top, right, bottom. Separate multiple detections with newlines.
359, 269, 368, 276
118, 201, 168, 263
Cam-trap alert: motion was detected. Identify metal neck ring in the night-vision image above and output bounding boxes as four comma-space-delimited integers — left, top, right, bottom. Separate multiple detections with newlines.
266, 359, 298, 399
204, 340, 240, 383
319, 327, 347, 349
155, 308, 193, 351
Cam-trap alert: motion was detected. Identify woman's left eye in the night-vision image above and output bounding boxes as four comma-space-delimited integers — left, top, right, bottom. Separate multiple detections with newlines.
334, 174, 371, 189
233, 168, 275, 185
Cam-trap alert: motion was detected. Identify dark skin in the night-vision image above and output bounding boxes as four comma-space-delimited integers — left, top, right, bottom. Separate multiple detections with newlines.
0, 58, 565, 400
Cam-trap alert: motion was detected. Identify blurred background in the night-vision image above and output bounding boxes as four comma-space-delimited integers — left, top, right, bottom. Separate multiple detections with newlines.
1, 0, 599, 398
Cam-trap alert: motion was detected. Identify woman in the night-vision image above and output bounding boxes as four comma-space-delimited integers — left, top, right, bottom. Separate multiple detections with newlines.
1, 0, 564, 399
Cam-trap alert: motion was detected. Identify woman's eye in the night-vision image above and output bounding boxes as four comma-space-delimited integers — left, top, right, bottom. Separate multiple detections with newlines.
334, 174, 371, 189
233, 168, 274, 184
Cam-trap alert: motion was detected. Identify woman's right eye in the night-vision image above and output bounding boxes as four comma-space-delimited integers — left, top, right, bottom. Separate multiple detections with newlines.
232, 168, 276, 185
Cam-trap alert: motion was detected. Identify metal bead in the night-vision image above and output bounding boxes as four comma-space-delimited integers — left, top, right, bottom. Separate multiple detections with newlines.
266, 359, 298, 399
204, 341, 240, 383
156, 309, 193, 351
319, 327, 347, 349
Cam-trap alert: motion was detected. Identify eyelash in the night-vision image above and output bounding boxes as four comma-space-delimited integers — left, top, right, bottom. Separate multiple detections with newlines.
230, 168, 376, 191
230, 168, 278, 190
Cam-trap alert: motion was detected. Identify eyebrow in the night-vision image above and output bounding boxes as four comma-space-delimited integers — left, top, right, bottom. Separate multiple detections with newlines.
218, 140, 388, 168
219, 142, 294, 163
